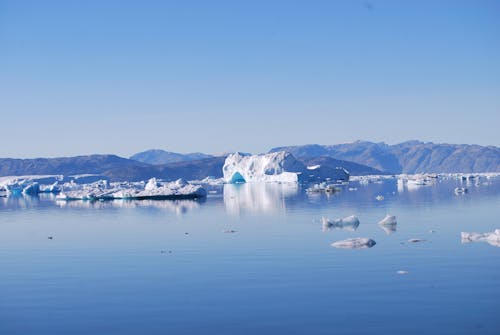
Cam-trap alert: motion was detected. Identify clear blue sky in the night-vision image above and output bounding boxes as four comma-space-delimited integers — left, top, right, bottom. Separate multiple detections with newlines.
1, 0, 499, 158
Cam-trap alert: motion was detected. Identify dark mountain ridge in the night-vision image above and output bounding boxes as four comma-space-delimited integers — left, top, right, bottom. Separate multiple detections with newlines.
270, 141, 500, 174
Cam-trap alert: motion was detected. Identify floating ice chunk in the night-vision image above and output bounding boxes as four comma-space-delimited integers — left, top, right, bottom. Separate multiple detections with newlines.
378, 214, 397, 226
375, 195, 384, 201
322, 215, 360, 232
223, 152, 304, 184
454, 187, 468, 195
307, 182, 339, 194
56, 179, 206, 201
331, 237, 376, 249
408, 238, 426, 243
307, 165, 321, 170
461, 230, 500, 247
378, 215, 397, 235
397, 270, 409, 275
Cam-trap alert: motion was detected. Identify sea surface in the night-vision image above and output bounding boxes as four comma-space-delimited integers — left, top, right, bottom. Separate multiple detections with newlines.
1, 177, 499, 335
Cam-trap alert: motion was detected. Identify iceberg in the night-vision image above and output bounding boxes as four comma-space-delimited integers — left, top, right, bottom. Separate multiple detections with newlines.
56, 178, 206, 201
223, 152, 305, 184
322, 215, 360, 231
461, 230, 500, 247
331, 238, 376, 249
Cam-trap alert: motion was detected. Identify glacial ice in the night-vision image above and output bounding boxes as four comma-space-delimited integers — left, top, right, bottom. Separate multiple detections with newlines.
222, 152, 304, 184
461, 230, 500, 247
331, 237, 376, 249
56, 178, 206, 201
322, 215, 360, 231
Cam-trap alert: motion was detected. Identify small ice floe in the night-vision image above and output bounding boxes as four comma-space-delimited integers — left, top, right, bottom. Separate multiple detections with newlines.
331, 237, 376, 249
322, 215, 360, 232
375, 195, 384, 201
348, 187, 357, 191
454, 187, 468, 195
429, 230, 436, 234
408, 238, 426, 243
307, 182, 339, 194
378, 214, 397, 226
223, 229, 237, 234
461, 229, 500, 247
378, 215, 397, 235
397, 270, 409, 275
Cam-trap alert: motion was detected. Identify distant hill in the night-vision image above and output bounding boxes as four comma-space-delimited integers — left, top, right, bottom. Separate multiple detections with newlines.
2, 140, 498, 181
130, 149, 213, 165
0, 154, 227, 182
301, 156, 386, 176
103, 156, 227, 182
0, 155, 149, 177
270, 141, 500, 173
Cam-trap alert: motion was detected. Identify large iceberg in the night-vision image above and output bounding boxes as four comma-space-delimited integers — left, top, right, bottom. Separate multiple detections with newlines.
223, 152, 306, 184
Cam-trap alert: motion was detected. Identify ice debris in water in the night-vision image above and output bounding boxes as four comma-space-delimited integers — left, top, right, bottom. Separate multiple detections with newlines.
408, 238, 426, 243
378, 214, 397, 226
322, 215, 360, 232
331, 237, 376, 249
378, 215, 397, 235
375, 195, 384, 201
397, 270, 409, 275
461, 230, 500, 247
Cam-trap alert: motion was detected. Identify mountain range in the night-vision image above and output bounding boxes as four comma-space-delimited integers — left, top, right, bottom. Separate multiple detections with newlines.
0, 141, 498, 181
270, 141, 500, 174
130, 149, 213, 165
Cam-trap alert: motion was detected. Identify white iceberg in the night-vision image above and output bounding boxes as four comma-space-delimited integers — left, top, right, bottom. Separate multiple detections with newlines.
331, 237, 376, 249
222, 152, 305, 184
56, 178, 206, 201
322, 215, 360, 231
461, 230, 500, 247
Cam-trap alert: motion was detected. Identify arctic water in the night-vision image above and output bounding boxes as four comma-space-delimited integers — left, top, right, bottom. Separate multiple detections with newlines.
1, 178, 499, 335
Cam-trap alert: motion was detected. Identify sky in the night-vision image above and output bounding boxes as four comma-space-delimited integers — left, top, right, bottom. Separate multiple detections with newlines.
1, 0, 499, 158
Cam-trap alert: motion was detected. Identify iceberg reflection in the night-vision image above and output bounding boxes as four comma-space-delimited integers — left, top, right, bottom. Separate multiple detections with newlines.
56, 198, 203, 214
223, 183, 299, 215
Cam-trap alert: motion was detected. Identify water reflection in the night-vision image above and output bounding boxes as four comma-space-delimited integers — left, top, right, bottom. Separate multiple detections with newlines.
56, 198, 203, 214
223, 183, 299, 215
378, 223, 397, 235
0, 193, 204, 215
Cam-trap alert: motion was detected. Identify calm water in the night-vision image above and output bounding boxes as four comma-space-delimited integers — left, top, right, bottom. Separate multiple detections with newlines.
1, 178, 499, 335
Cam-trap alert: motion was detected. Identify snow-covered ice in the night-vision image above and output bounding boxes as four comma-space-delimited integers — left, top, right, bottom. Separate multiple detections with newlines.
56, 178, 206, 201
331, 237, 376, 249
461, 230, 500, 247
222, 152, 305, 184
